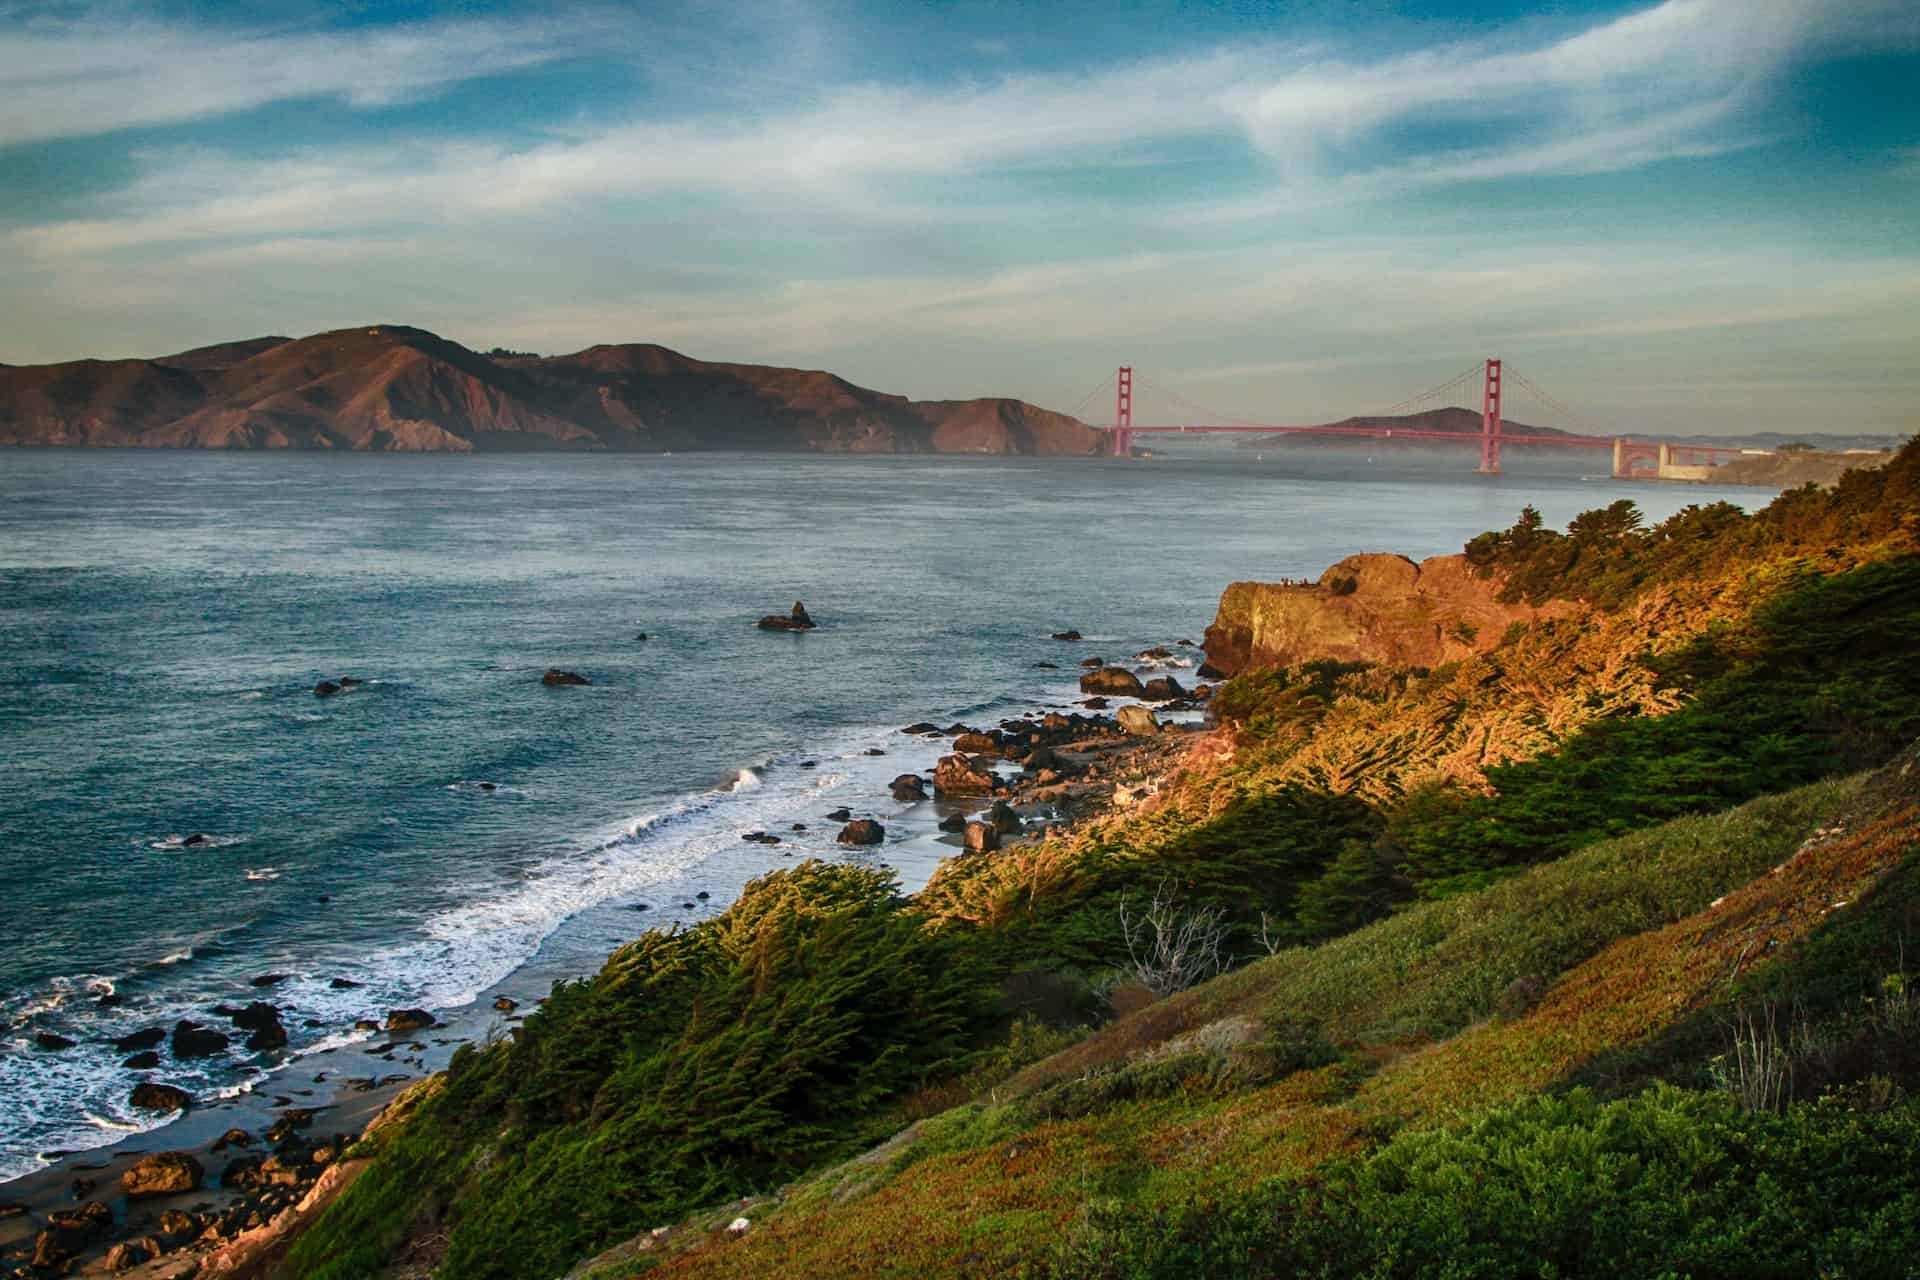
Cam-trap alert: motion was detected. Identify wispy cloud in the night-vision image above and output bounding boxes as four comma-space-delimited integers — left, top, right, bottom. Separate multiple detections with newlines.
14, 0, 1912, 259
0, 6, 602, 147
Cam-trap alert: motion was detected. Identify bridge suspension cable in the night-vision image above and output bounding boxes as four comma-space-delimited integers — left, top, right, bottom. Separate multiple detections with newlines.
1366, 364, 1484, 419
1133, 374, 1271, 428
1501, 365, 1600, 437
1063, 373, 1118, 424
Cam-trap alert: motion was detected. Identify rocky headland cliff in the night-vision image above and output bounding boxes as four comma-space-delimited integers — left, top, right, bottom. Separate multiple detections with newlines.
0, 325, 1102, 455
1202, 551, 1567, 676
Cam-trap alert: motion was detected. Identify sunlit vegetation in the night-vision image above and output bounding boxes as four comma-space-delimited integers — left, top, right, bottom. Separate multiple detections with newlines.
285, 440, 1920, 1280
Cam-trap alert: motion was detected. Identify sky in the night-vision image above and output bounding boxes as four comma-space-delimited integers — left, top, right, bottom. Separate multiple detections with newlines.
2, 0, 1917, 436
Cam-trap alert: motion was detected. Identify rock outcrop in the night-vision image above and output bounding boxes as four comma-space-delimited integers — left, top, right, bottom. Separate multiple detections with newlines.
1202, 553, 1567, 677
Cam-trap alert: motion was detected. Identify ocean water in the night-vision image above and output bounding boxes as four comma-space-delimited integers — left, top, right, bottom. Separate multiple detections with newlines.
0, 446, 1773, 1179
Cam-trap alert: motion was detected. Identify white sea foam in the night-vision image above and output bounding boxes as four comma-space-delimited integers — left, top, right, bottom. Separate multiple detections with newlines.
244, 868, 280, 882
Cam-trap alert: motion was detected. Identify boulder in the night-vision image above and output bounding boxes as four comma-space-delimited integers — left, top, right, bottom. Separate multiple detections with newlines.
963, 822, 1000, 854
250, 973, 289, 987
985, 800, 1023, 835
952, 731, 1004, 757
34, 1226, 88, 1269
385, 1009, 435, 1033
900, 722, 941, 735
1079, 667, 1145, 697
1196, 662, 1228, 681
1116, 705, 1160, 736
1080, 696, 1109, 710
123, 1051, 161, 1069
33, 1031, 74, 1051
1136, 646, 1173, 660
105, 1241, 153, 1271
181, 833, 209, 847
229, 1001, 287, 1052
313, 681, 340, 698
1080, 656, 1104, 668
114, 1027, 165, 1053
1140, 676, 1187, 702
542, 669, 590, 686
170, 1020, 229, 1058
837, 819, 886, 846
1050, 630, 1082, 641
824, 807, 853, 822
890, 774, 928, 801
209, 1129, 252, 1153
938, 813, 968, 833
494, 997, 518, 1012
123, 1152, 203, 1198
156, 1209, 202, 1241
933, 754, 997, 797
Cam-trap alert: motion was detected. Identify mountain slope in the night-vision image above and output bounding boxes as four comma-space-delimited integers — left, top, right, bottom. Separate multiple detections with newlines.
0, 328, 1101, 455
1237, 405, 1586, 449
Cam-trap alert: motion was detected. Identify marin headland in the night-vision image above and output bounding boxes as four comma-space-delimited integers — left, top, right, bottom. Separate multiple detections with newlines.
3, 2, 1919, 1279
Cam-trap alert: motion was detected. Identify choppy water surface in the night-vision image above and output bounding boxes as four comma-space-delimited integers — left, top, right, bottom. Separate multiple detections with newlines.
0, 446, 1772, 1177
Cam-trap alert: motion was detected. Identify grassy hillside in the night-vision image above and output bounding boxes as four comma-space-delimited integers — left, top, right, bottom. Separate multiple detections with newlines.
581, 762, 1919, 1277
280, 444, 1920, 1279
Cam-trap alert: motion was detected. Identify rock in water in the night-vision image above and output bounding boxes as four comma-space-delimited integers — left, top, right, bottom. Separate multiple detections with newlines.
123, 1153, 203, 1198
934, 754, 997, 797
985, 800, 1022, 835
757, 600, 818, 631
385, 1009, 435, 1033
542, 669, 590, 686
313, 681, 340, 697
837, 819, 886, 846
129, 1082, 192, 1112
1140, 675, 1186, 702
33, 1032, 75, 1051
170, 1020, 229, 1058
938, 813, 967, 833
963, 822, 1000, 853
890, 774, 928, 801
1116, 705, 1159, 736
1051, 629, 1082, 641
1080, 667, 1145, 697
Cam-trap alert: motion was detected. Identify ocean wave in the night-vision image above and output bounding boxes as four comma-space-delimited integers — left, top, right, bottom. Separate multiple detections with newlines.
244, 868, 280, 882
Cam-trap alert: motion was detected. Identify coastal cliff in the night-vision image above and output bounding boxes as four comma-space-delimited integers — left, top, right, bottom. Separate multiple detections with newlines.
1201, 552, 1564, 676
0, 326, 1104, 456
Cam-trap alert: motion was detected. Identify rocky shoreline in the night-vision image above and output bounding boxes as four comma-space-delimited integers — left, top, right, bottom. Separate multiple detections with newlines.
0, 644, 1214, 1278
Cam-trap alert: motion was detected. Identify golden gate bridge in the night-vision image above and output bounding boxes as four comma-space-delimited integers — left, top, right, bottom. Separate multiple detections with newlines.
1077, 359, 1747, 479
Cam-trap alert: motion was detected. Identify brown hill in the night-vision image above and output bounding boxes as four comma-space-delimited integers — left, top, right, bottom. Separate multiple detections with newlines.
153, 337, 294, 371
1238, 405, 1588, 449
0, 327, 1101, 456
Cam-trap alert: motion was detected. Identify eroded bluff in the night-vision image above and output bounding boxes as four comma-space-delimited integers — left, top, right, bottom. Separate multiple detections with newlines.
1201, 553, 1566, 676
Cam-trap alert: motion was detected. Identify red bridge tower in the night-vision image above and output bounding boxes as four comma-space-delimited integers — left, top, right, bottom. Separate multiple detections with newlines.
1479, 357, 1503, 474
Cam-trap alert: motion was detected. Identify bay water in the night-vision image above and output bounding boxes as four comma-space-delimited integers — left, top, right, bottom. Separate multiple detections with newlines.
0, 446, 1771, 1178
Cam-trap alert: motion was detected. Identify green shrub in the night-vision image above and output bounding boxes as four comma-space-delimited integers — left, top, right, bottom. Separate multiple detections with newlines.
1051, 1087, 1920, 1279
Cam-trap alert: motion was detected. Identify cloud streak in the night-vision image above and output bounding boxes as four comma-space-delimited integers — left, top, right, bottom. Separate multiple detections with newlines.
0, 7, 600, 147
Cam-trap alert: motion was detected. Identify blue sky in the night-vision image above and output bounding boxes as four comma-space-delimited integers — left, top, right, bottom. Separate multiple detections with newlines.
3, 0, 1917, 435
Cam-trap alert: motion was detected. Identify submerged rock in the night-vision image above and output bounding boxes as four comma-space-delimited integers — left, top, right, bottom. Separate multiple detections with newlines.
837, 819, 886, 846
541, 669, 590, 686
1050, 629, 1082, 641
33, 1031, 75, 1051
890, 774, 928, 801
